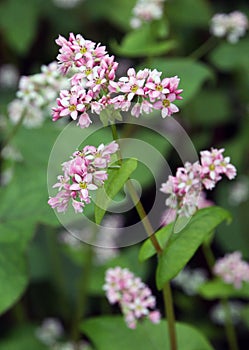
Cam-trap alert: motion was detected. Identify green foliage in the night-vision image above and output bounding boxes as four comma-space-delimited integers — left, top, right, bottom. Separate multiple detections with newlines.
0, 0, 43, 55
199, 279, 249, 300
84, 0, 136, 31
183, 89, 231, 127
112, 25, 176, 57
0, 325, 48, 350
94, 158, 137, 224
139, 222, 174, 262
81, 316, 214, 350
0, 243, 28, 315
167, 0, 212, 28
145, 58, 214, 105
155, 207, 231, 289
209, 38, 249, 72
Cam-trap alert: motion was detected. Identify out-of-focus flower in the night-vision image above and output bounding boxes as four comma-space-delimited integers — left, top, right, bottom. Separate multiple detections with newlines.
0, 168, 14, 186
35, 318, 64, 346
172, 267, 208, 296
130, 0, 166, 28
210, 301, 243, 325
8, 62, 69, 128
8, 99, 44, 128
213, 251, 249, 289
93, 215, 123, 265
103, 266, 161, 329
210, 11, 248, 43
160, 148, 236, 217
1, 145, 23, 162
0, 64, 19, 88
48, 141, 119, 213
52, 341, 91, 350
59, 215, 123, 264
228, 176, 249, 206
52, 0, 84, 8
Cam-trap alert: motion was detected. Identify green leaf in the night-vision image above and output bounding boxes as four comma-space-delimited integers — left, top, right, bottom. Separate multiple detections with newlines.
199, 279, 249, 300
0, 175, 37, 250
209, 38, 249, 72
139, 222, 174, 261
81, 316, 214, 350
94, 158, 137, 224
112, 27, 176, 57
0, 325, 49, 350
183, 89, 231, 127
0, 0, 41, 55
84, 0, 136, 32
0, 243, 28, 315
156, 207, 231, 290
145, 58, 214, 105
167, 0, 212, 28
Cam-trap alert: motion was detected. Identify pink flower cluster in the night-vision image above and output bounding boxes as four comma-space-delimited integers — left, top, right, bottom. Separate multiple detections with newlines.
213, 251, 249, 289
103, 267, 161, 329
160, 191, 213, 226
52, 33, 182, 126
160, 148, 236, 217
48, 141, 118, 213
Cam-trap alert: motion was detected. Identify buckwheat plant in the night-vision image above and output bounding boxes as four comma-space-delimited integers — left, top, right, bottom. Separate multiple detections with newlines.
47, 33, 244, 350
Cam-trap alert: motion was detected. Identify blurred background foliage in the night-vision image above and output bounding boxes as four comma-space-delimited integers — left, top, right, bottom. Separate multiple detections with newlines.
0, 0, 249, 349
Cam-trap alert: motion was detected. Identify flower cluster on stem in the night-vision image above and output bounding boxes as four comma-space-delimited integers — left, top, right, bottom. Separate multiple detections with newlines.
213, 251, 249, 289
103, 267, 161, 329
52, 33, 182, 126
130, 0, 166, 28
210, 11, 248, 43
160, 148, 237, 217
48, 141, 119, 213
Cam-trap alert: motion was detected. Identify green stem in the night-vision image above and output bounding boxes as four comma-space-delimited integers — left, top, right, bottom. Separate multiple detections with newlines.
202, 243, 240, 350
46, 228, 68, 320
163, 282, 178, 350
110, 122, 177, 350
1, 110, 26, 150
70, 241, 95, 347
221, 299, 240, 350
125, 179, 162, 254
188, 36, 217, 60
110, 123, 123, 166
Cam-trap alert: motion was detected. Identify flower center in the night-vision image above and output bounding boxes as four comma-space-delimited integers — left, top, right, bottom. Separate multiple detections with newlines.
80, 47, 87, 54
131, 84, 138, 93
162, 99, 170, 107
85, 68, 92, 76
79, 182, 87, 189
156, 84, 163, 91
69, 105, 76, 112
95, 78, 102, 85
